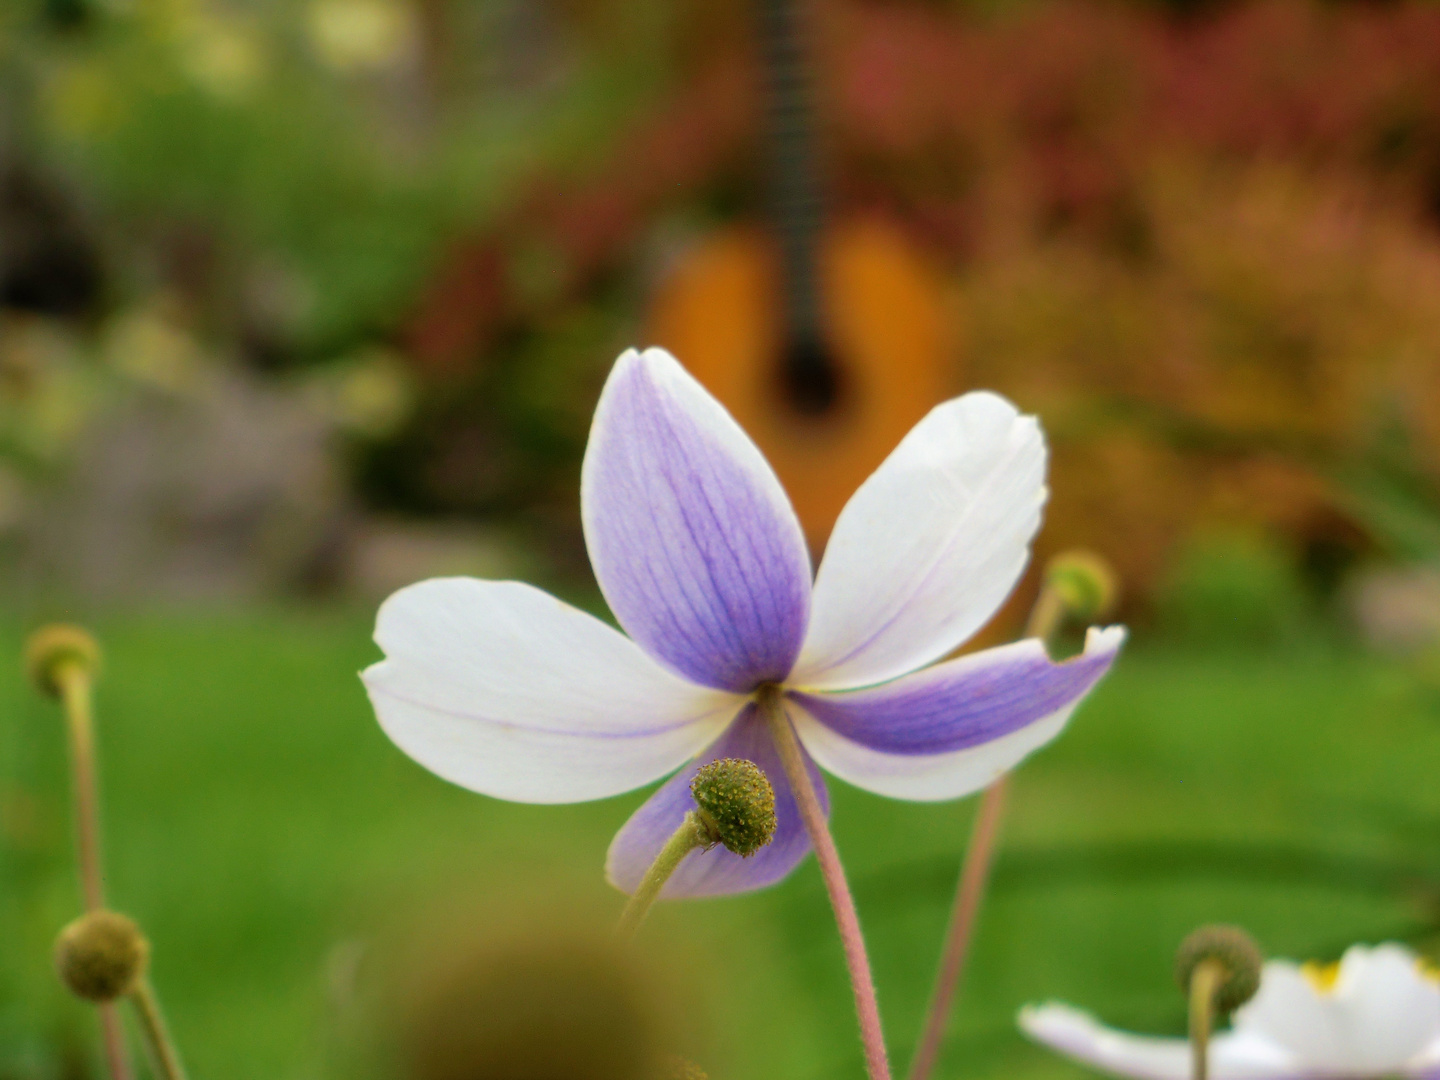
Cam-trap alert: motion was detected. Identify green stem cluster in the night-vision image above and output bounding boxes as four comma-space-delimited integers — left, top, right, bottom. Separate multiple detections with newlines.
37, 633, 190, 1080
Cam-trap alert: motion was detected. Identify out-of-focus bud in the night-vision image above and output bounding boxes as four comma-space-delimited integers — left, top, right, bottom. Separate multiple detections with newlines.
405, 934, 665, 1080
54, 910, 149, 1002
1176, 925, 1263, 1015
1045, 551, 1120, 623
24, 624, 100, 698
690, 758, 776, 858
666, 1057, 708, 1080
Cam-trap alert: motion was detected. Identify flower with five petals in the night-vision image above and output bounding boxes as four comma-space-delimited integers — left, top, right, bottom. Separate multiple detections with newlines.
1021, 943, 1440, 1079
362, 347, 1125, 897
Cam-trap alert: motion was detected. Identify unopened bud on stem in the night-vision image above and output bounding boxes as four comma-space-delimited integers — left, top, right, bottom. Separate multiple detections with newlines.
1176, 924, 1263, 1015
55, 910, 149, 1002
690, 758, 776, 857
25, 624, 101, 699
1178, 925, 1262, 1080
1045, 551, 1119, 624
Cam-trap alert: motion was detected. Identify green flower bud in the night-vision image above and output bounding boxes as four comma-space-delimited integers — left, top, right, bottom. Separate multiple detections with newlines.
1175, 924, 1263, 1015
1045, 551, 1119, 623
25, 624, 101, 699
54, 910, 149, 1002
665, 1057, 708, 1080
690, 758, 776, 858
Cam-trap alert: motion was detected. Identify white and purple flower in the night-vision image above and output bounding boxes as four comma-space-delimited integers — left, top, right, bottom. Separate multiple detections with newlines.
361, 347, 1124, 898
1021, 943, 1440, 1080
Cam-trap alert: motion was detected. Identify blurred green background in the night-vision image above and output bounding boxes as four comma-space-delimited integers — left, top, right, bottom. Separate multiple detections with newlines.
4, 0, 1440, 1076
4, 614, 1440, 1080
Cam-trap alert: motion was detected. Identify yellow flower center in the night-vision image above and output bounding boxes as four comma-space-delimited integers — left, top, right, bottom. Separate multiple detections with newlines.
1418, 958, 1440, 985
1301, 961, 1341, 993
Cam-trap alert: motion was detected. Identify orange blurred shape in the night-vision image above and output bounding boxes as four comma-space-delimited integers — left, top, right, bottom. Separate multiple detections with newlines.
647, 216, 955, 552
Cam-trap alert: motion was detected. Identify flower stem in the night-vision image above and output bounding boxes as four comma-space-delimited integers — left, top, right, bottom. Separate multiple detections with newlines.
906, 582, 1070, 1080
759, 687, 892, 1080
615, 814, 706, 942
56, 662, 133, 1080
131, 979, 189, 1080
99, 1009, 132, 1080
57, 663, 105, 912
1188, 959, 1222, 1080
905, 776, 1007, 1080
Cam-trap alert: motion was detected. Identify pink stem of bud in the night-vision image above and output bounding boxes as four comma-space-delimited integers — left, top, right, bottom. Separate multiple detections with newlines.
906, 579, 1071, 1080
905, 776, 1007, 1080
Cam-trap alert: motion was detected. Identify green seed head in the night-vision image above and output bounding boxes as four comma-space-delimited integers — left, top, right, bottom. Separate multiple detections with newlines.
690, 758, 776, 858
25, 624, 100, 699
1045, 551, 1120, 623
1175, 924, 1263, 1015
54, 910, 149, 1002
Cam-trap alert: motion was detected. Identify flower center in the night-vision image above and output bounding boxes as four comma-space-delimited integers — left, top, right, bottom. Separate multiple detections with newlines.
1300, 960, 1341, 994
754, 681, 785, 707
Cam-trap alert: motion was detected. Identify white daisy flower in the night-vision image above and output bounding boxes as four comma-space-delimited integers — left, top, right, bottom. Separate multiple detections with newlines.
1021, 943, 1440, 1079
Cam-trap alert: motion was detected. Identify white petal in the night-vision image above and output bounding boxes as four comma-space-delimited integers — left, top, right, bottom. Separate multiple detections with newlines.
1404, 1031, 1440, 1076
1020, 1003, 1297, 1080
793, 626, 1124, 801
794, 391, 1046, 690
1238, 947, 1440, 1074
362, 578, 739, 804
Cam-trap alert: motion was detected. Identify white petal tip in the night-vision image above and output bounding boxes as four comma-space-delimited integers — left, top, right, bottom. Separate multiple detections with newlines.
1085, 624, 1129, 652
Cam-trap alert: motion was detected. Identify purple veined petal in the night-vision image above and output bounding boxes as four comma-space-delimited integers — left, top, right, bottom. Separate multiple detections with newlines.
605, 702, 830, 898
793, 391, 1046, 691
362, 578, 740, 804
790, 626, 1125, 801
582, 348, 812, 692
1019, 1003, 1301, 1080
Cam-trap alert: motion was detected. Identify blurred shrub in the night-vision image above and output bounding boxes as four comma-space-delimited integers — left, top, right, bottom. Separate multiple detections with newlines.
388, 0, 1440, 608
11, 0, 1440, 607
1155, 528, 1308, 646
959, 158, 1440, 608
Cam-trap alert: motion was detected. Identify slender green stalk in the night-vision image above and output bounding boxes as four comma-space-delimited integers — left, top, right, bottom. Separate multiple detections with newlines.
130, 979, 188, 1080
759, 687, 892, 1080
55, 662, 133, 1080
1188, 960, 1222, 1080
906, 582, 1071, 1080
615, 814, 707, 942
57, 663, 105, 912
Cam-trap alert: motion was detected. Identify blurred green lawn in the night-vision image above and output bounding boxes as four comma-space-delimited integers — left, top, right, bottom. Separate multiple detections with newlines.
3, 610, 1439, 1080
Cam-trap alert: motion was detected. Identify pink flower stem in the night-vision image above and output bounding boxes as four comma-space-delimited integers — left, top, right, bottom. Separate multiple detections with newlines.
760, 687, 892, 1080
905, 776, 1007, 1080
906, 585, 1069, 1080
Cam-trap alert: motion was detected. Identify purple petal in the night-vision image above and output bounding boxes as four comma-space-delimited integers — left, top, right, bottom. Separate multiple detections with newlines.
795, 629, 1122, 753
582, 348, 811, 692
790, 627, 1125, 801
605, 703, 829, 898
